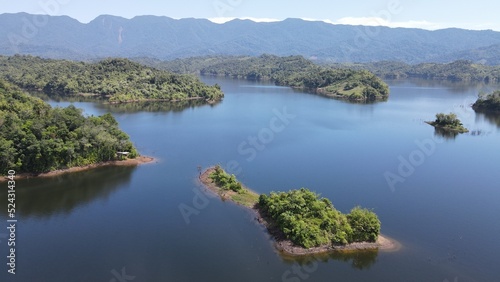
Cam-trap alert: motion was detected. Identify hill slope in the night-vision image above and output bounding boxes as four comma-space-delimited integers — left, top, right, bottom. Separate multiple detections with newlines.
0, 80, 138, 174
0, 55, 223, 103
2, 13, 500, 64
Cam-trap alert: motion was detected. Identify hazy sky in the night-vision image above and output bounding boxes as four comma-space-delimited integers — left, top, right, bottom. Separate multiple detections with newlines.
1, 0, 499, 31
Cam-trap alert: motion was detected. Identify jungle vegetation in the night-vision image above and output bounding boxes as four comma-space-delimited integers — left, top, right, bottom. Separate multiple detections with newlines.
142, 55, 390, 102
0, 55, 224, 103
0, 79, 138, 174
259, 188, 381, 248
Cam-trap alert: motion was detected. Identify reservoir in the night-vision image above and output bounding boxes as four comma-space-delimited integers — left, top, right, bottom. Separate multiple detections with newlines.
1, 77, 499, 281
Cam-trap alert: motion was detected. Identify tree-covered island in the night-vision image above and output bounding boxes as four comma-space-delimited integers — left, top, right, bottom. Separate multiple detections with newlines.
0, 80, 151, 178
426, 113, 469, 134
0, 55, 224, 104
200, 166, 397, 255
473, 90, 500, 113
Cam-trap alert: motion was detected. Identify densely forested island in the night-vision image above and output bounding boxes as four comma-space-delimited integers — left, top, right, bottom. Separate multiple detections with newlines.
426, 113, 469, 133
0, 55, 224, 103
200, 166, 397, 255
0, 79, 151, 177
140, 55, 389, 102
473, 90, 500, 113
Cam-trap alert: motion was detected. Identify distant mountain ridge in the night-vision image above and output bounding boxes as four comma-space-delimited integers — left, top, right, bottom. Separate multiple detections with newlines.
1, 13, 500, 64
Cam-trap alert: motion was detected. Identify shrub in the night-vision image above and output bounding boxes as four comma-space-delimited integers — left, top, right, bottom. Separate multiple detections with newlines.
347, 207, 381, 243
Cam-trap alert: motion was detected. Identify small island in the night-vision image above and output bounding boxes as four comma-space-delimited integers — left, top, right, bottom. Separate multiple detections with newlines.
200, 166, 399, 255
472, 90, 500, 113
426, 113, 469, 133
0, 79, 154, 180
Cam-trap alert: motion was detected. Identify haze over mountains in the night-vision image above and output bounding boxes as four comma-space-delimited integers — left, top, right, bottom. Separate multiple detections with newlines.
1, 13, 500, 64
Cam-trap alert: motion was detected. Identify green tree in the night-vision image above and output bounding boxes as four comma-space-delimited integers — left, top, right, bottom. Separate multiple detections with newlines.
347, 207, 381, 242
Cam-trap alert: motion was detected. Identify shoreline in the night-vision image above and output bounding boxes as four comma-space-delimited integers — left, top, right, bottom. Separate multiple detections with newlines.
316, 87, 388, 103
1, 156, 156, 182
198, 167, 400, 255
106, 96, 217, 105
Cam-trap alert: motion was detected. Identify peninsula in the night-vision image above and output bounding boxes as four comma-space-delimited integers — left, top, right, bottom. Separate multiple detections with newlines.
144, 55, 390, 103
0, 55, 224, 104
0, 79, 154, 179
199, 166, 399, 255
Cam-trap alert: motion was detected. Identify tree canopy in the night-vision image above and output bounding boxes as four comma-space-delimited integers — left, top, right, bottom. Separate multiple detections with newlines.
0, 80, 138, 174
259, 188, 381, 248
142, 55, 389, 102
0, 55, 224, 103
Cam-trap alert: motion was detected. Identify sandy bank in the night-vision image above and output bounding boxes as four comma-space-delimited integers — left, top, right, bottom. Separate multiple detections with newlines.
1, 156, 156, 182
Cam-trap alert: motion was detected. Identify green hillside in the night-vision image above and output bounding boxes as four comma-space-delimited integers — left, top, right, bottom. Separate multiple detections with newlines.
0, 55, 224, 103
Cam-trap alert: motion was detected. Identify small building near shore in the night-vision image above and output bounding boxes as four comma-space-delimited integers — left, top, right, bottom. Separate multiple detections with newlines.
116, 151, 130, 160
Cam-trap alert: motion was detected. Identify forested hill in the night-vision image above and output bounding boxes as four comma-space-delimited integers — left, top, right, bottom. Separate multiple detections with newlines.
328, 60, 500, 82
140, 55, 389, 102
0, 55, 224, 103
0, 80, 137, 174
2, 14, 500, 64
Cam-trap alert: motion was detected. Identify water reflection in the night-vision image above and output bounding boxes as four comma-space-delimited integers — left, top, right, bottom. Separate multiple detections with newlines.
433, 127, 459, 140
97, 99, 221, 113
280, 249, 379, 270
0, 166, 136, 219
299, 88, 388, 104
28, 91, 103, 103
29, 91, 221, 114
477, 112, 500, 127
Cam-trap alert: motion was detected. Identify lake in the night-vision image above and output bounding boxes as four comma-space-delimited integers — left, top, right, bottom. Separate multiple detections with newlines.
1, 77, 499, 282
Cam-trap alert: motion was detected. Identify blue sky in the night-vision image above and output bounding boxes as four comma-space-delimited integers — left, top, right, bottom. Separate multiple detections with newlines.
1, 0, 499, 31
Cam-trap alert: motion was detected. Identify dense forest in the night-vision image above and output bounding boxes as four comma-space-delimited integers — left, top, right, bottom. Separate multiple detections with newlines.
0, 55, 224, 103
259, 188, 381, 248
0, 79, 138, 174
328, 60, 500, 82
141, 55, 389, 102
473, 90, 500, 112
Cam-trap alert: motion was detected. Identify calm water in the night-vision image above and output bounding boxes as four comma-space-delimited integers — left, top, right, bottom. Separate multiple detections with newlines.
1, 78, 499, 282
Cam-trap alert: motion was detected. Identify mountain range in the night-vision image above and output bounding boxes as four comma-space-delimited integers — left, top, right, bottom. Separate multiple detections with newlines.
1, 13, 500, 64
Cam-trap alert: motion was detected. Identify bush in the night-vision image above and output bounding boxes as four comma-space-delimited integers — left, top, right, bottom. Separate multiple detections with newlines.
209, 165, 243, 192
347, 207, 381, 243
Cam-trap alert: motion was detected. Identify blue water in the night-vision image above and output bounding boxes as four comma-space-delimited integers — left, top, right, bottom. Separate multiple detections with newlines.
0, 78, 498, 281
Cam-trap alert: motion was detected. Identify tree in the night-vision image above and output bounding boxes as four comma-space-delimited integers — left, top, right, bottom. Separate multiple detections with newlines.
347, 207, 381, 242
